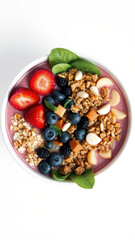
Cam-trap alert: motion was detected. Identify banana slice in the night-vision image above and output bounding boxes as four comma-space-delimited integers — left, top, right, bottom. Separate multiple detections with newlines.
97, 77, 113, 88
111, 108, 127, 119
87, 149, 97, 165
98, 149, 112, 159
110, 90, 120, 106
86, 133, 102, 146
97, 104, 110, 115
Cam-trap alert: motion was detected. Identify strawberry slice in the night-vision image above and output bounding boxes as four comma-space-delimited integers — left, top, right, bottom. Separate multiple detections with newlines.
24, 104, 45, 129
10, 87, 40, 110
29, 69, 55, 96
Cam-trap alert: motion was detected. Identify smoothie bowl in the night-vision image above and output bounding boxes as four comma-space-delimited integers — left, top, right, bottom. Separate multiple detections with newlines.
1, 48, 130, 189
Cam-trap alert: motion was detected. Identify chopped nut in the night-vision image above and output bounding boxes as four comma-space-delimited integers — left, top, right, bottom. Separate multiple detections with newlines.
74, 166, 85, 175
59, 165, 72, 175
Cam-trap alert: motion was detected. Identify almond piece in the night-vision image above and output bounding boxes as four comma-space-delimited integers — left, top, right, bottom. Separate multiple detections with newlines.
62, 122, 71, 132
75, 71, 83, 81
86, 133, 102, 146
97, 77, 113, 88
90, 86, 99, 96
97, 104, 110, 115
77, 91, 89, 98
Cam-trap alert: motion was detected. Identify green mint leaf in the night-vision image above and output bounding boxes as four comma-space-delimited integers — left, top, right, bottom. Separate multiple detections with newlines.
44, 100, 57, 112
52, 169, 71, 181
64, 99, 72, 108
50, 125, 61, 136
52, 63, 71, 75
69, 168, 95, 189
49, 48, 80, 66
70, 59, 101, 76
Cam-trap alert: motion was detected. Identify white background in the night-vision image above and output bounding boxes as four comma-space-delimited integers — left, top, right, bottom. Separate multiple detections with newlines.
0, 0, 135, 239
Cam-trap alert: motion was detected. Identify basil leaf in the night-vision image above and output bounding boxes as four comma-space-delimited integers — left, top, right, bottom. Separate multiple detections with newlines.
44, 100, 57, 112
52, 169, 70, 181
71, 59, 101, 76
52, 63, 71, 75
49, 48, 80, 66
70, 168, 95, 189
50, 125, 61, 136
64, 99, 72, 108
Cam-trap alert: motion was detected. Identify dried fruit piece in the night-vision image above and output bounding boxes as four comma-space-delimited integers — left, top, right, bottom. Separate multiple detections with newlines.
55, 105, 66, 118
86, 109, 98, 121
55, 119, 64, 129
69, 139, 83, 153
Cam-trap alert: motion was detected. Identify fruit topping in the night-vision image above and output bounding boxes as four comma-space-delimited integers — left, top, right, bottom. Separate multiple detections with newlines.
53, 90, 66, 101
45, 141, 53, 149
111, 108, 127, 119
96, 77, 113, 88
46, 112, 58, 125
77, 91, 89, 98
29, 69, 55, 95
24, 104, 45, 129
58, 131, 71, 144
69, 139, 83, 153
53, 140, 63, 146
110, 90, 120, 107
74, 129, 86, 141
56, 76, 68, 88
87, 149, 97, 165
10, 87, 40, 110
86, 109, 98, 122
38, 160, 51, 175
43, 95, 56, 106
63, 86, 72, 97
98, 149, 112, 159
42, 127, 57, 141
69, 113, 81, 124
60, 143, 72, 157
54, 104, 66, 117
74, 71, 83, 81
90, 86, 99, 96
36, 147, 50, 159
48, 153, 63, 167
55, 119, 64, 129
86, 133, 102, 145
97, 103, 110, 115
77, 116, 89, 129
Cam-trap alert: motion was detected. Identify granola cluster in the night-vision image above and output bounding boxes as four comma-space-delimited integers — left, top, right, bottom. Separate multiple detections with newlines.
10, 113, 44, 166
57, 69, 121, 175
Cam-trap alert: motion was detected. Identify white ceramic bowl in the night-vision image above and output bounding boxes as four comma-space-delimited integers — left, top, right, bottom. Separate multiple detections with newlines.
1, 55, 131, 182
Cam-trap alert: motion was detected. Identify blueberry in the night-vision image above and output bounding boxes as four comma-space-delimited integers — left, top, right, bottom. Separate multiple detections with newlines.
48, 153, 63, 167
42, 127, 57, 141
38, 160, 51, 175
43, 95, 56, 106
58, 131, 71, 144
74, 129, 86, 141
53, 90, 66, 101
45, 141, 53, 149
69, 113, 81, 125
46, 112, 58, 125
62, 98, 75, 112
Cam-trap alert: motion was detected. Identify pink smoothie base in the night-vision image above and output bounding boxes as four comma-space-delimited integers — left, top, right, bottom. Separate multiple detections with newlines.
4, 58, 129, 177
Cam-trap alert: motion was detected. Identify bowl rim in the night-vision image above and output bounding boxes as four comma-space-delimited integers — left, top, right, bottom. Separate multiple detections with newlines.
1, 54, 132, 183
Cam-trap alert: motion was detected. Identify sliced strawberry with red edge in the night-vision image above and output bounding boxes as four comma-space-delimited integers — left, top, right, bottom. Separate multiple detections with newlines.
24, 104, 45, 129
29, 69, 55, 96
10, 87, 40, 110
